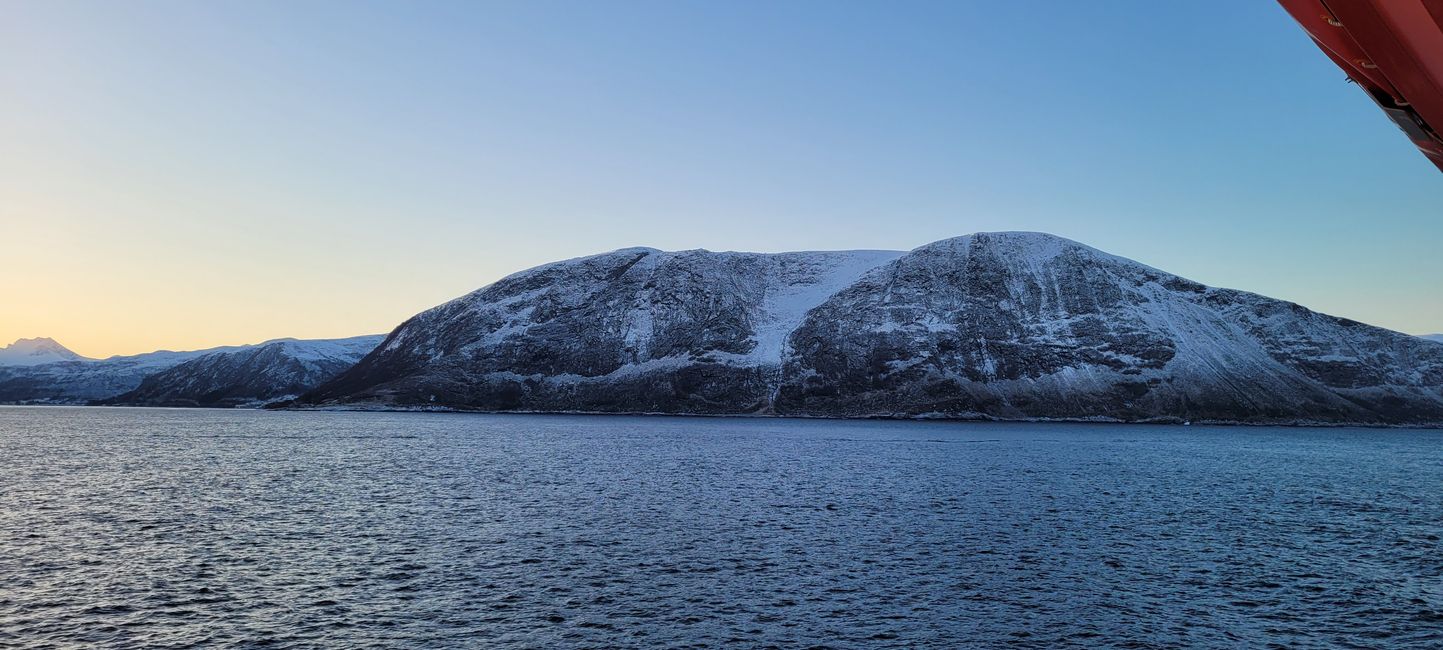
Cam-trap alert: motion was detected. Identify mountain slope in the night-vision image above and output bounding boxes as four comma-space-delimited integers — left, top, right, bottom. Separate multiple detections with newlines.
299, 232, 1443, 426
0, 338, 89, 367
305, 248, 903, 413
0, 345, 252, 404
104, 336, 384, 407
1421, 334, 1443, 344
0, 337, 380, 406
776, 233, 1443, 423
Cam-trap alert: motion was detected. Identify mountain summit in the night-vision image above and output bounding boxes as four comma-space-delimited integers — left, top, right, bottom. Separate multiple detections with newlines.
0, 337, 89, 367
299, 232, 1443, 426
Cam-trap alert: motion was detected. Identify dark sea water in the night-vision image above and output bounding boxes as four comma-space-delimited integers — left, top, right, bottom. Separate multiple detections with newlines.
1, 407, 1441, 648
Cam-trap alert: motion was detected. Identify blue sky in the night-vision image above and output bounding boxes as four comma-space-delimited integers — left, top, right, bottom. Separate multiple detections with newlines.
2, 0, 1439, 356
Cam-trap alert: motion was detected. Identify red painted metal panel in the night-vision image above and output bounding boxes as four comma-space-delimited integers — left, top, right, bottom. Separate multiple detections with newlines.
1278, 0, 1443, 172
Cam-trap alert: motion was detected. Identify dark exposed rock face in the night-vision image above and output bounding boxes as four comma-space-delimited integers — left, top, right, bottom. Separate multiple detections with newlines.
304, 248, 901, 414
104, 336, 382, 408
300, 233, 1443, 426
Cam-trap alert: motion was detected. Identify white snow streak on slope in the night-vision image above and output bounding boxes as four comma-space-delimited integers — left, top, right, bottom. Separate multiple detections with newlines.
436, 247, 904, 367
748, 250, 905, 363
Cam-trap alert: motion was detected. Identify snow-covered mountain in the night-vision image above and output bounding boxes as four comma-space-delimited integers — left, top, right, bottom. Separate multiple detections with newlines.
299, 232, 1443, 426
0, 337, 89, 366
0, 336, 381, 406
104, 336, 384, 408
1421, 334, 1443, 344
0, 346, 234, 404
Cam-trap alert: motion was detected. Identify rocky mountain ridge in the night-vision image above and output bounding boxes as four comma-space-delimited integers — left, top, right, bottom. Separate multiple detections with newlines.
103, 336, 384, 408
0, 336, 381, 406
297, 232, 1443, 426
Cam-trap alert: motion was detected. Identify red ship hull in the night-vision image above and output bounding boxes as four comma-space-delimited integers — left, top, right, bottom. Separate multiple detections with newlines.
1278, 0, 1443, 172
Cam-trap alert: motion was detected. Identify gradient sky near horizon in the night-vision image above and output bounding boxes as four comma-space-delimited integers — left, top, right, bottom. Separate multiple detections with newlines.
2, 0, 1440, 358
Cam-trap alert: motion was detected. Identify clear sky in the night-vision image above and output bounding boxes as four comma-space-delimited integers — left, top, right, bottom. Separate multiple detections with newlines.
2, 0, 1439, 358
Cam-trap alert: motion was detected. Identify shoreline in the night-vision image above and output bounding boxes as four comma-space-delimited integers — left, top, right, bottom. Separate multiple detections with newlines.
4, 401, 1439, 431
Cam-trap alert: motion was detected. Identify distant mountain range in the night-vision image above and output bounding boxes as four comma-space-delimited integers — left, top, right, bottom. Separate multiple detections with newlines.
100, 337, 384, 408
292, 232, 1443, 427
1421, 334, 1443, 344
5, 232, 1440, 424
0, 336, 381, 407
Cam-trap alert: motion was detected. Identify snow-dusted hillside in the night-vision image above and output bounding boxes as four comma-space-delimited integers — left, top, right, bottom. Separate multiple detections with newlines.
0, 338, 89, 367
307, 247, 903, 413
0, 337, 381, 406
105, 336, 383, 407
0, 345, 245, 404
778, 233, 1443, 423
301, 232, 1443, 426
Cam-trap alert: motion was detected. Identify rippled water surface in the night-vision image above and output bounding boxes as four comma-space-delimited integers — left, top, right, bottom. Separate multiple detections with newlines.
2, 407, 1442, 648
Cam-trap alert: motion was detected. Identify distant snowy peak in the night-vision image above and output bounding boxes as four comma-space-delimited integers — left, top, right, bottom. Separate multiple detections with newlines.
0, 337, 89, 366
